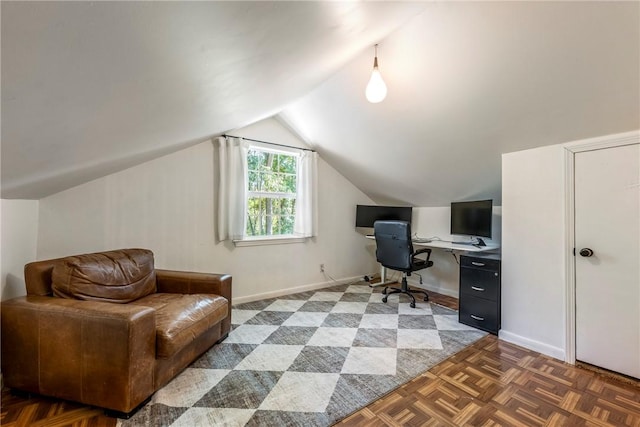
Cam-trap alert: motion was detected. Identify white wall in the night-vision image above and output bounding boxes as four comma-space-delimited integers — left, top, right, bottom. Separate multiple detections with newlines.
501, 144, 567, 359
1, 199, 39, 300
37, 118, 378, 301
406, 206, 502, 297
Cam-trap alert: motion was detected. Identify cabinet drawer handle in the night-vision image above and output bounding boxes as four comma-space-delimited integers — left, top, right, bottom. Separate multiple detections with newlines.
470, 315, 485, 321
471, 262, 485, 266
471, 286, 485, 292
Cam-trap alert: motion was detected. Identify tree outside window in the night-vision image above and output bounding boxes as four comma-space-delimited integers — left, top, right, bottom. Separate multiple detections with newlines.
246, 147, 298, 237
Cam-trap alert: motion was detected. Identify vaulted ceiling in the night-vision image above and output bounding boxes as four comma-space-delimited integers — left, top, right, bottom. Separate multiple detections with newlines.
2, 1, 639, 205
281, 1, 640, 206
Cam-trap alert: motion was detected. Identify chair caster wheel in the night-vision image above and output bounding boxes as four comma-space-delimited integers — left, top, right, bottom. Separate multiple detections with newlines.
410, 302, 416, 308
382, 297, 388, 303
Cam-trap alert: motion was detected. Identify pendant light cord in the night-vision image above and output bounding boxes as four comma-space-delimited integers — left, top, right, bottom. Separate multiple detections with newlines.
374, 44, 379, 68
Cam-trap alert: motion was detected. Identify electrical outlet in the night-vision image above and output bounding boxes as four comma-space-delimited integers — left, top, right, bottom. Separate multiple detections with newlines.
320, 263, 325, 272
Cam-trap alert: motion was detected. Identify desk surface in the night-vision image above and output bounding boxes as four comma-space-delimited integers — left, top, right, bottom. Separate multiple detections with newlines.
365, 235, 500, 253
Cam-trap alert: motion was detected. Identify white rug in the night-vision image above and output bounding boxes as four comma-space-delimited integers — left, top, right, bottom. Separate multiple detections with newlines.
120, 282, 486, 426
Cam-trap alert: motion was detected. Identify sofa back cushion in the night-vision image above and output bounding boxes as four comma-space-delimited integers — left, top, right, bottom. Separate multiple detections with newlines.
51, 249, 156, 303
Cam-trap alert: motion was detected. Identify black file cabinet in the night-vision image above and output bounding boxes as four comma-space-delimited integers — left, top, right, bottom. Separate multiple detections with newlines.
459, 253, 501, 335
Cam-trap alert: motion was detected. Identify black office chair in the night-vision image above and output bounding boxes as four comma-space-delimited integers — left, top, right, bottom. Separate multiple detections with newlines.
374, 220, 433, 308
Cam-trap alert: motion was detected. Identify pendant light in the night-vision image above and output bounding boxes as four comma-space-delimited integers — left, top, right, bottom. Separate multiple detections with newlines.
365, 44, 387, 103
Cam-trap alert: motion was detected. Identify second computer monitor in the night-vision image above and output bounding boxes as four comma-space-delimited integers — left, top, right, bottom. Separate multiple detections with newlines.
450, 199, 492, 238
355, 205, 412, 228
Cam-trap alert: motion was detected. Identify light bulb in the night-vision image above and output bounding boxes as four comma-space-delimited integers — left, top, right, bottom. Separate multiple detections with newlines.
365, 67, 387, 103
365, 45, 387, 103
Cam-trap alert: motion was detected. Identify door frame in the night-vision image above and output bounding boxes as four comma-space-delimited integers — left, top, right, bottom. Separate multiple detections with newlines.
563, 131, 639, 364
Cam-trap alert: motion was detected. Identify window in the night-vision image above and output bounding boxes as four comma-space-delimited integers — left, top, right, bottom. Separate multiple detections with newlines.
246, 147, 298, 237
214, 135, 316, 245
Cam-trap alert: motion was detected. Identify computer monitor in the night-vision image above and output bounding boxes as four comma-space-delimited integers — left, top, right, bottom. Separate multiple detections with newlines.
450, 199, 492, 244
355, 205, 412, 228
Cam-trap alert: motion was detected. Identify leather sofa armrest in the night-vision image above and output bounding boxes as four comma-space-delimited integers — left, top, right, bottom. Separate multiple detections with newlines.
155, 269, 232, 301
1, 296, 156, 413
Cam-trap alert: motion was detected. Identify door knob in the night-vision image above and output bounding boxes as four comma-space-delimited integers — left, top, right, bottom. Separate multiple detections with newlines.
579, 248, 594, 257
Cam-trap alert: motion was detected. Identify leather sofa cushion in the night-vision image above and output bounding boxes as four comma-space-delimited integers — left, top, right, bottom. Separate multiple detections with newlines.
131, 293, 228, 359
51, 249, 156, 303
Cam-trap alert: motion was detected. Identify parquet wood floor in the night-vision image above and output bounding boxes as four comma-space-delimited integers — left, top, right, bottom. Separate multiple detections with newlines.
0, 388, 116, 427
2, 290, 637, 427
336, 307, 640, 427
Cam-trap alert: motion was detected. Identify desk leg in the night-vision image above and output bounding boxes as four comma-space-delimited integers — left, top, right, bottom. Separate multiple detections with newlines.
369, 265, 396, 287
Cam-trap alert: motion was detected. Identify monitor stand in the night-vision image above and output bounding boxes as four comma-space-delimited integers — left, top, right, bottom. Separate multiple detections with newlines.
452, 238, 487, 247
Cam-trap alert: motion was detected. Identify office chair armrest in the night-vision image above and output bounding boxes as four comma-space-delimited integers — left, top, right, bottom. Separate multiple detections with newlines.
413, 247, 432, 262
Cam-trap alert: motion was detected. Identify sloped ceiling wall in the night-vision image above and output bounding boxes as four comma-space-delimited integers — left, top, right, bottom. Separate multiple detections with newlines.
2, 2, 639, 205
281, 1, 640, 206
1, 1, 425, 199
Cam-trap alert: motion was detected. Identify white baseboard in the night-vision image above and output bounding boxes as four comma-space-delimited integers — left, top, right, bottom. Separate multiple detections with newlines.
233, 275, 365, 305
405, 278, 459, 298
499, 329, 566, 361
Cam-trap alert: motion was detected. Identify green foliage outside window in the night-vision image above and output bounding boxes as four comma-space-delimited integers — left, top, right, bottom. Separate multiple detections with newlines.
246, 148, 297, 236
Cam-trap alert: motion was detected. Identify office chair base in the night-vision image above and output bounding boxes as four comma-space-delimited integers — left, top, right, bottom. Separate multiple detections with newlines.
382, 278, 429, 308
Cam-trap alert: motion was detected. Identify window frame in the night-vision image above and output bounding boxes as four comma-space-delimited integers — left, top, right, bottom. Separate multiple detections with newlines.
234, 143, 304, 246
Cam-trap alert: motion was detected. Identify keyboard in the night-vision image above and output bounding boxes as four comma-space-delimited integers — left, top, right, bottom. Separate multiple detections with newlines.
413, 238, 432, 243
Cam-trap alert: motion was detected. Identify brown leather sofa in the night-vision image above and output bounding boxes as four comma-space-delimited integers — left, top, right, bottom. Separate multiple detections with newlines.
1, 248, 231, 416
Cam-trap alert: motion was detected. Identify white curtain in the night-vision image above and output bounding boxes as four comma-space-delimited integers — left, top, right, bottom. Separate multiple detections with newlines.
294, 151, 318, 237
215, 136, 248, 241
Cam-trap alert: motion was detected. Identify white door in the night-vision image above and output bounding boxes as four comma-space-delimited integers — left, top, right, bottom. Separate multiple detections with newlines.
575, 143, 639, 379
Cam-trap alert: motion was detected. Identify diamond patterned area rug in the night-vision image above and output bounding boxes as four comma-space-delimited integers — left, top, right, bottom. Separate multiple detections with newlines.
120, 282, 487, 427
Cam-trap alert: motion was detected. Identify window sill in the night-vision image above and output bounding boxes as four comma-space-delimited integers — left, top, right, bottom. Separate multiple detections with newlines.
233, 236, 307, 247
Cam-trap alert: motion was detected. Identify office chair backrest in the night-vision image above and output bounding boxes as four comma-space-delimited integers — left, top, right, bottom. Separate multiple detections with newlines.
374, 220, 414, 272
